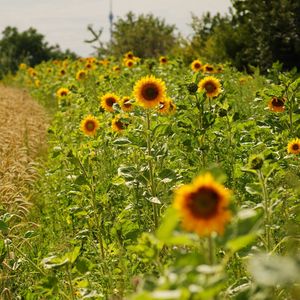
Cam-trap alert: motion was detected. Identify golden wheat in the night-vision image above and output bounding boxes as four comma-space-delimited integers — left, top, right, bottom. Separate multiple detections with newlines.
0, 85, 48, 217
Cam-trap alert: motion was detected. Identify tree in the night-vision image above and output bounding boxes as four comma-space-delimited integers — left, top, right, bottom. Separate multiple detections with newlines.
106, 12, 178, 58
189, 0, 300, 71
0, 26, 77, 78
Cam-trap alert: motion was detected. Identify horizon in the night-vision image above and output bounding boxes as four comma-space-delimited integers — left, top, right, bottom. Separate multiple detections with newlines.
1, 0, 232, 57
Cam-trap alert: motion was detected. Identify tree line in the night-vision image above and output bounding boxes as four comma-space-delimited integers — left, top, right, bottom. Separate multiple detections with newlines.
0, 0, 299, 78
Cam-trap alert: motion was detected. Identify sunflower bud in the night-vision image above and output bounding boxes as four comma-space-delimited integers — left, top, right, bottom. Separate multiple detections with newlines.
249, 155, 264, 170
187, 83, 198, 95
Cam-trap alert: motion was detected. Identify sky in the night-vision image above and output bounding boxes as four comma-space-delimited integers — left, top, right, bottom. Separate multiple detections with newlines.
1, 0, 232, 57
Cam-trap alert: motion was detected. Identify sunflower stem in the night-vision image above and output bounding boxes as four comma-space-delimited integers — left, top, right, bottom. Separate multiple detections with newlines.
207, 235, 215, 265
146, 110, 159, 228
76, 156, 105, 259
257, 170, 272, 252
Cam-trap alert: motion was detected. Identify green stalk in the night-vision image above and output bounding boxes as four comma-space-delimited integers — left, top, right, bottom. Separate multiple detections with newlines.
66, 264, 76, 300
257, 170, 272, 252
207, 235, 215, 265
146, 110, 159, 228
77, 157, 105, 259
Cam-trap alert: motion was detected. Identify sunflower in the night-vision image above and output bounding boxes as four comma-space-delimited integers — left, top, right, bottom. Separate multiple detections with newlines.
80, 115, 100, 136
85, 62, 94, 70
159, 56, 168, 64
59, 69, 66, 76
174, 173, 231, 236
112, 65, 121, 72
56, 87, 70, 97
198, 76, 222, 98
191, 59, 202, 72
203, 64, 215, 73
124, 59, 134, 68
112, 115, 129, 132
268, 97, 285, 112
19, 63, 27, 70
287, 138, 300, 155
100, 93, 119, 112
76, 70, 87, 80
158, 98, 171, 114
133, 75, 166, 108
28, 68, 37, 77
120, 96, 134, 112
124, 51, 134, 60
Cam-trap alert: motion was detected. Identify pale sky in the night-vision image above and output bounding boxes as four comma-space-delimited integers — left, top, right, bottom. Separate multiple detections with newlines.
0, 0, 232, 56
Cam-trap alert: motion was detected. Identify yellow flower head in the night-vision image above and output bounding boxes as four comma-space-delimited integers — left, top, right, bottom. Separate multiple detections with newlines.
202, 64, 215, 73
85, 62, 94, 70
159, 56, 168, 64
28, 68, 37, 77
287, 138, 300, 155
76, 70, 87, 80
34, 80, 41, 88
158, 98, 171, 115
124, 51, 134, 60
112, 65, 121, 72
56, 87, 70, 98
191, 59, 202, 72
80, 115, 100, 136
111, 115, 129, 132
100, 93, 120, 112
133, 75, 166, 108
19, 63, 27, 70
174, 173, 231, 236
198, 76, 222, 98
268, 97, 285, 112
120, 96, 134, 112
124, 59, 135, 68
59, 69, 66, 76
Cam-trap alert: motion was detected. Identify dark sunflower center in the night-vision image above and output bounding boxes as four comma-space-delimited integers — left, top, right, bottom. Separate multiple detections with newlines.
106, 97, 116, 107
127, 54, 133, 59
141, 84, 159, 101
86, 64, 92, 69
188, 187, 220, 219
60, 91, 67, 96
161, 58, 167, 63
194, 63, 201, 69
115, 120, 125, 130
292, 143, 299, 150
127, 61, 133, 67
123, 100, 132, 108
272, 98, 284, 107
61, 70, 66, 75
206, 66, 214, 72
79, 72, 85, 79
85, 121, 95, 131
205, 83, 216, 93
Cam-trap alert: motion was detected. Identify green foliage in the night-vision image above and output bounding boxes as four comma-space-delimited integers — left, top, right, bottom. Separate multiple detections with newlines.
1, 56, 299, 299
105, 12, 178, 58
0, 26, 77, 78
189, 0, 300, 71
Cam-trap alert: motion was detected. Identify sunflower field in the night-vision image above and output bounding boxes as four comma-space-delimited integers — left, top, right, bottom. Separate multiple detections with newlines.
1, 54, 300, 299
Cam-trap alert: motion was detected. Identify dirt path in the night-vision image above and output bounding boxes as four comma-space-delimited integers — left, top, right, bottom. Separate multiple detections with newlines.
0, 85, 48, 215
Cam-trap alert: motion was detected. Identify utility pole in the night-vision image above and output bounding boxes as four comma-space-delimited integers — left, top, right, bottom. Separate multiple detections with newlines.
109, 0, 113, 43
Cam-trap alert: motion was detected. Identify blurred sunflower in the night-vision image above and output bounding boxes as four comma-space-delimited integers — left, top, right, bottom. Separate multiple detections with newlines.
174, 173, 231, 236
287, 138, 300, 155
133, 75, 166, 108
85, 62, 94, 70
112, 115, 129, 132
158, 98, 171, 114
56, 87, 70, 97
59, 69, 66, 76
268, 97, 285, 112
124, 51, 134, 60
191, 59, 202, 72
19, 63, 27, 70
80, 115, 100, 136
100, 93, 119, 112
112, 65, 121, 72
198, 76, 222, 98
120, 96, 134, 112
203, 64, 215, 73
28, 68, 37, 77
124, 59, 134, 68
76, 70, 87, 80
159, 56, 168, 64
